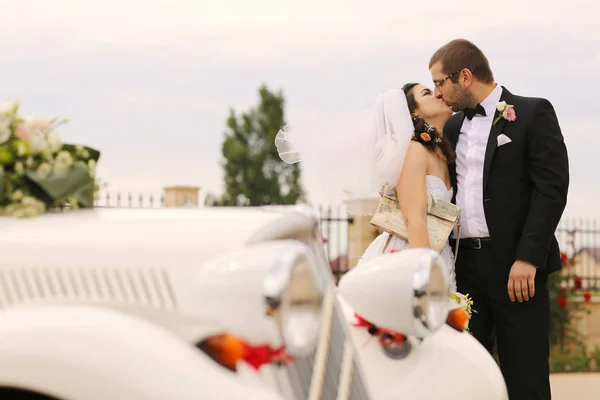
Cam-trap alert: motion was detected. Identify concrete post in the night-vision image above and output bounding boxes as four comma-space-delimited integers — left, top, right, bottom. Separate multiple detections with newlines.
344, 195, 381, 269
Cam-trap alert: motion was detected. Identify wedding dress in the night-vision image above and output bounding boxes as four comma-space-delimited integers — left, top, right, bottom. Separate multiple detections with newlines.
274, 89, 456, 290
357, 175, 457, 292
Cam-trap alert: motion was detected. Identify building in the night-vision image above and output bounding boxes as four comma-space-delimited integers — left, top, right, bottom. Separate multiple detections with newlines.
162, 186, 201, 208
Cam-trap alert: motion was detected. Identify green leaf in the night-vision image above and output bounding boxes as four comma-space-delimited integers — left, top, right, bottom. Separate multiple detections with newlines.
74, 179, 95, 208
449, 293, 461, 303
0, 165, 5, 203
61, 144, 101, 161
26, 163, 94, 206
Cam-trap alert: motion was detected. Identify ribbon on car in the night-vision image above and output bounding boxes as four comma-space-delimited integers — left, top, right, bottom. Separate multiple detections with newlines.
351, 312, 407, 347
242, 343, 294, 370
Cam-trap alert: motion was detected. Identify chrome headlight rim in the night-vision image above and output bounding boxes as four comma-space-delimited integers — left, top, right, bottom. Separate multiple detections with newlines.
411, 249, 451, 337
262, 240, 324, 357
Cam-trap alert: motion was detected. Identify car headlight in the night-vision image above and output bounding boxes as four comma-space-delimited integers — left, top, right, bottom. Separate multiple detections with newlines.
194, 239, 324, 358
338, 248, 450, 337
263, 241, 324, 357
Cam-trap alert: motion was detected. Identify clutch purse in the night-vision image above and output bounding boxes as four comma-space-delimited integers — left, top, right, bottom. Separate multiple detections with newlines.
370, 184, 461, 254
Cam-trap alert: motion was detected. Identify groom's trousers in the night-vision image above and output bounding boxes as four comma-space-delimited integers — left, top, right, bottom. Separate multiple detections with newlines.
455, 245, 551, 400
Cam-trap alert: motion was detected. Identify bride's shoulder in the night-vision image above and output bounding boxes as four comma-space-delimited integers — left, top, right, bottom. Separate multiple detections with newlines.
405, 139, 430, 160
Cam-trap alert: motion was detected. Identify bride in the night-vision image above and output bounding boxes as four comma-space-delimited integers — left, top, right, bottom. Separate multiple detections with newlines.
275, 82, 457, 291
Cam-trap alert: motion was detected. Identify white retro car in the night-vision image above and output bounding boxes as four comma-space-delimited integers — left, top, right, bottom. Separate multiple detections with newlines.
0, 205, 508, 399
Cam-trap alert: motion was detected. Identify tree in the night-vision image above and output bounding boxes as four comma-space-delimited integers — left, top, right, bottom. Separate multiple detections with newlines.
208, 84, 305, 206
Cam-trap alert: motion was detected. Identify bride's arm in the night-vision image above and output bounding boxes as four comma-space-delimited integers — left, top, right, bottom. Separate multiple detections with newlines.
396, 141, 430, 249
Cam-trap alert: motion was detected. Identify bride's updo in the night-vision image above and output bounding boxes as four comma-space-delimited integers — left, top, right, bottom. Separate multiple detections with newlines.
402, 82, 455, 163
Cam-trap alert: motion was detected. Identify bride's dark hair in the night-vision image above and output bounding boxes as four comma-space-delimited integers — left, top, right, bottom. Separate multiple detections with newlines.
402, 82, 455, 163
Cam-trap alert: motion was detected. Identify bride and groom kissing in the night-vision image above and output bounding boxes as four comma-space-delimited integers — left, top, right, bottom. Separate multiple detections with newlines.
277, 38, 569, 399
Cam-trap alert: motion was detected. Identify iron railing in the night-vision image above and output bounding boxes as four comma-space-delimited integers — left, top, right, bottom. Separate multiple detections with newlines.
556, 217, 600, 291
95, 192, 164, 208
318, 205, 353, 281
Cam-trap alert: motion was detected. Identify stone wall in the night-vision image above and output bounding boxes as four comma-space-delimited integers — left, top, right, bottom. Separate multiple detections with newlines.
572, 298, 600, 351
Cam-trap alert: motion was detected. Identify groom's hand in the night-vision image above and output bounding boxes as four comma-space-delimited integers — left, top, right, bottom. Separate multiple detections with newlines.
508, 260, 537, 302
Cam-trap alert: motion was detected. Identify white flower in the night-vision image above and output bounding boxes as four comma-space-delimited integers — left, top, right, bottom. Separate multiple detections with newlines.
0, 100, 18, 115
25, 117, 61, 154
11, 189, 24, 202
75, 145, 90, 159
46, 129, 62, 153
7, 196, 46, 218
496, 101, 507, 112
0, 119, 11, 144
53, 150, 73, 173
14, 161, 24, 175
21, 196, 40, 207
25, 156, 34, 167
36, 162, 52, 179
32, 117, 50, 131
29, 129, 48, 154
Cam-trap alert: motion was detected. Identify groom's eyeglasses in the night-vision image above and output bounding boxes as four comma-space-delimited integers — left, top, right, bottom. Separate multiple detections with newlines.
433, 69, 461, 87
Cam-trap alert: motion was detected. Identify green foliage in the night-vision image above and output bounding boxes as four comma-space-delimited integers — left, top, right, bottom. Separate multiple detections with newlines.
209, 84, 305, 206
548, 251, 596, 372
550, 344, 600, 373
548, 270, 583, 349
548, 253, 591, 350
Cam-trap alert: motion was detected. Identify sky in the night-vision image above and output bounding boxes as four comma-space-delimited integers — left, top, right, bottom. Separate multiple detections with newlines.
2, 0, 599, 218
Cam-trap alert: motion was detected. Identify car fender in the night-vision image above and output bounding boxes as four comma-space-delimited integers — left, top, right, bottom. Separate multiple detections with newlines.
337, 295, 508, 400
0, 305, 282, 400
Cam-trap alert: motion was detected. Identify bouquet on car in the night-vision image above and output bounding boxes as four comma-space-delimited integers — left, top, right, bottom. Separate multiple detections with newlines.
0, 100, 100, 218
447, 292, 475, 331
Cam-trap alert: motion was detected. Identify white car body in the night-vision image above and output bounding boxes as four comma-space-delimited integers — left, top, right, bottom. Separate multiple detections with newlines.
0, 205, 507, 399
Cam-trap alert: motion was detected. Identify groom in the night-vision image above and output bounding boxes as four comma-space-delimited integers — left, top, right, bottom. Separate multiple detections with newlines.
429, 39, 569, 400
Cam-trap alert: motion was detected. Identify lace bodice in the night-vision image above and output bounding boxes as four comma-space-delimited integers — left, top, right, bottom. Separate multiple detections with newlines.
425, 176, 455, 290
425, 175, 453, 202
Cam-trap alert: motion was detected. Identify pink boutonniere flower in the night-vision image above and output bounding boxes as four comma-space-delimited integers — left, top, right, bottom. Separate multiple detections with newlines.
494, 101, 517, 125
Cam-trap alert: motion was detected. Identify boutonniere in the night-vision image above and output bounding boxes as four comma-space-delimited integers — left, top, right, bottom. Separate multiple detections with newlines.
493, 101, 516, 125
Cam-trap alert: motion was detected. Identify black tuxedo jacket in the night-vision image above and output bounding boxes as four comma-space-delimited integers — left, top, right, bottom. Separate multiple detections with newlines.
445, 87, 569, 275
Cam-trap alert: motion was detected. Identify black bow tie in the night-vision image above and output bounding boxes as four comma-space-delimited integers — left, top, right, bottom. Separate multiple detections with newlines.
464, 104, 487, 120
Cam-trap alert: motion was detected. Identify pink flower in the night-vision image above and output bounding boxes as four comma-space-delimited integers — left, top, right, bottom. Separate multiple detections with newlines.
14, 124, 32, 142
420, 132, 431, 142
33, 117, 50, 130
503, 105, 516, 122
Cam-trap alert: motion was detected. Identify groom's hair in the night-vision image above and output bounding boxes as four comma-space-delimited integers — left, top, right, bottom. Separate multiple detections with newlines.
429, 39, 494, 84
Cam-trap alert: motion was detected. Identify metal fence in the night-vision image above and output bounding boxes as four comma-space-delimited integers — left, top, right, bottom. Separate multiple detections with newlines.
318, 205, 354, 281
95, 192, 164, 208
556, 217, 600, 291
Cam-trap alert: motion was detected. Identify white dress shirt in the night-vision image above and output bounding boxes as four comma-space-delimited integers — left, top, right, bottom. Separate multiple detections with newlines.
454, 84, 503, 238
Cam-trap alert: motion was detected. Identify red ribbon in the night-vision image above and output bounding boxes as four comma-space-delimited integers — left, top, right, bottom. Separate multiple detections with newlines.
242, 344, 294, 370
351, 312, 406, 347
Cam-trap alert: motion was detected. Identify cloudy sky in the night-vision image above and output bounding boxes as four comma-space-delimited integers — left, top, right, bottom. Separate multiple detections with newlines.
2, 0, 598, 218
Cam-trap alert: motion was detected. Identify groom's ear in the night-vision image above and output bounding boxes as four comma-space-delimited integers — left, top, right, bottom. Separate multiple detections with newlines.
460, 68, 475, 87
